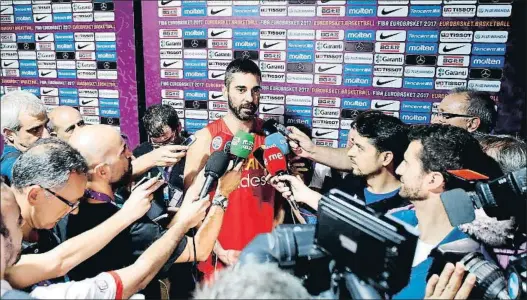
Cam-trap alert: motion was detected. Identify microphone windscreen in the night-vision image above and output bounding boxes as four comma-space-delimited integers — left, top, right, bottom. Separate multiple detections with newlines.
440, 189, 476, 227
263, 146, 287, 176
230, 130, 255, 159
265, 132, 290, 155
262, 119, 279, 136
204, 151, 230, 178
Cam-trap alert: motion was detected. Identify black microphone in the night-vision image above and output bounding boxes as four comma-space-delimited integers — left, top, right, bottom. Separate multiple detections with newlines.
440, 189, 477, 227
198, 151, 230, 200
262, 119, 291, 137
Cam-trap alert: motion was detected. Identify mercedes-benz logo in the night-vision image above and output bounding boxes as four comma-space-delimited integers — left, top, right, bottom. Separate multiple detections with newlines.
355, 42, 365, 51
297, 63, 304, 71
106, 118, 114, 125
416, 55, 426, 65
100, 2, 107, 10
191, 40, 199, 48
481, 69, 491, 78
62, 52, 69, 59
241, 51, 250, 59
350, 110, 359, 119
23, 43, 29, 50
193, 101, 200, 109
103, 62, 110, 69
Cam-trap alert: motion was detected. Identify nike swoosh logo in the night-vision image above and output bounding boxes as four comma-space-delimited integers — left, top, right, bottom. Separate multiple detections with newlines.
381, 8, 403, 15
318, 66, 336, 72
442, 45, 465, 53
3, 62, 14, 67
77, 44, 90, 50
36, 16, 48, 21
380, 32, 400, 40
42, 89, 54, 94
211, 30, 227, 37
262, 106, 279, 113
82, 99, 95, 105
1, 8, 9, 13
41, 71, 52, 76
211, 8, 227, 15
163, 61, 177, 67
376, 79, 397, 86
211, 94, 223, 99
374, 102, 394, 109
314, 131, 332, 137
37, 35, 50, 41
263, 42, 280, 49
211, 73, 224, 78
161, 0, 173, 5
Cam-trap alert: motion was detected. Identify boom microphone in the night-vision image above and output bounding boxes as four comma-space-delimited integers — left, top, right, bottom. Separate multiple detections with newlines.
262, 119, 291, 137
230, 130, 255, 166
265, 132, 290, 155
198, 151, 230, 200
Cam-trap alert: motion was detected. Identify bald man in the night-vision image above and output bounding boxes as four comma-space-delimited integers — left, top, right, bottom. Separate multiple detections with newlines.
48, 106, 85, 141
66, 125, 232, 298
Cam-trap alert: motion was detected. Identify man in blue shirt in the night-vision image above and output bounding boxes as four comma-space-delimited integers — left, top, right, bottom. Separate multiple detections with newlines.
391, 124, 501, 299
271, 111, 410, 215
1, 91, 50, 184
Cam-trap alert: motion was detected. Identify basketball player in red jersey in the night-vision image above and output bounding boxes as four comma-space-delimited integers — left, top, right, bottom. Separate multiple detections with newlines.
184, 59, 284, 278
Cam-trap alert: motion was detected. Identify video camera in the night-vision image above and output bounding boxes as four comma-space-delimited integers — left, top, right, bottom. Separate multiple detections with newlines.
433, 167, 527, 300
441, 167, 526, 232
239, 188, 419, 299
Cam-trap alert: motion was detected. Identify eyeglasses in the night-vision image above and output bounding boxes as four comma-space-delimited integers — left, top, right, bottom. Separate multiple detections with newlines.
44, 188, 81, 215
432, 112, 475, 120
150, 131, 178, 148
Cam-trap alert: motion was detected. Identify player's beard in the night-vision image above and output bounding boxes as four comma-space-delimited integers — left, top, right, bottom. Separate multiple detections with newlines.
228, 95, 257, 121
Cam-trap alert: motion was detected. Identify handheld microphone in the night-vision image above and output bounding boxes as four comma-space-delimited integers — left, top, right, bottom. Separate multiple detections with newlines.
230, 130, 255, 166
263, 146, 288, 177
265, 132, 290, 155
262, 119, 291, 137
198, 151, 230, 200
264, 146, 300, 211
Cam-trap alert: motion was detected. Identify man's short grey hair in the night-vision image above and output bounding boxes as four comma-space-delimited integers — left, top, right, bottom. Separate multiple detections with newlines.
476, 134, 527, 173
12, 138, 88, 191
449, 87, 497, 133
193, 263, 311, 299
1, 91, 47, 133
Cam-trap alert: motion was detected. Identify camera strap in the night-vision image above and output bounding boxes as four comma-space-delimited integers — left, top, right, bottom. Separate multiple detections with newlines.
84, 189, 114, 203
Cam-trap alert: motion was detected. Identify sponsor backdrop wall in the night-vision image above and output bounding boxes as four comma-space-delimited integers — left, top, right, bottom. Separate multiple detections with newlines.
142, 0, 518, 148
0, 0, 139, 148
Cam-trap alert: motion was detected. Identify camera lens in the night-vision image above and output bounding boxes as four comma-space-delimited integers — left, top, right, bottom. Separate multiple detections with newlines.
461, 252, 509, 299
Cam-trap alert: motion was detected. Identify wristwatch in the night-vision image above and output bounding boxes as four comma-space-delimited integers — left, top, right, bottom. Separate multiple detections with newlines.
212, 194, 228, 211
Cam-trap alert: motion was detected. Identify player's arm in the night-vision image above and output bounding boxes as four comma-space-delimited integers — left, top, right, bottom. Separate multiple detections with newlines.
183, 128, 211, 189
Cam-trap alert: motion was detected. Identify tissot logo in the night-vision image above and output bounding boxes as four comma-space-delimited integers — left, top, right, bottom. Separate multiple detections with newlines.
312, 117, 340, 129
442, 5, 476, 17
260, 94, 285, 104
440, 31, 473, 43
434, 79, 467, 90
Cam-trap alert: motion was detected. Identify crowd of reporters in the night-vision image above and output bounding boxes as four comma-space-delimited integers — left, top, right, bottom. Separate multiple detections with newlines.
0, 58, 525, 299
